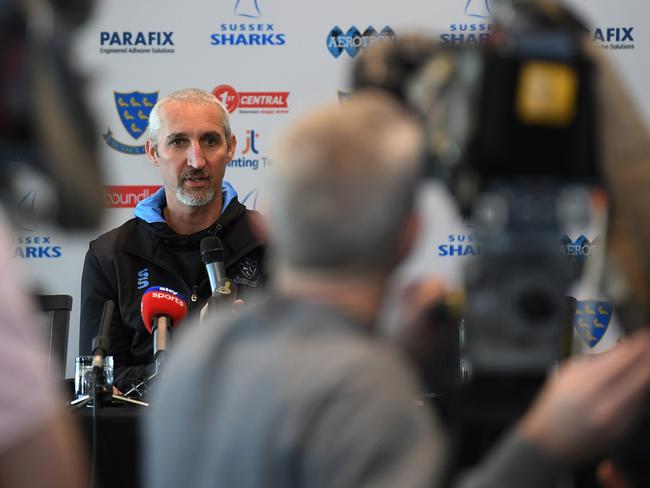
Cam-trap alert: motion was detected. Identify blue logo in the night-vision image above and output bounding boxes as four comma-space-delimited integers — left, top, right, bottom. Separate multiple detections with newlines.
464, 0, 492, 18
235, 0, 262, 18
441, 0, 494, 45
137, 268, 150, 290
241, 188, 260, 209
99, 31, 175, 55
13, 190, 62, 259
592, 27, 635, 51
560, 234, 599, 263
574, 300, 612, 348
228, 129, 269, 170
326, 26, 396, 58
17, 189, 38, 232
437, 233, 482, 257
211, 0, 285, 47
241, 129, 260, 155
103, 91, 158, 155
14, 235, 62, 259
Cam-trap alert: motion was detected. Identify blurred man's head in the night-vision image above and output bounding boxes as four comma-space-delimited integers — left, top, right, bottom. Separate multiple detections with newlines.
268, 91, 423, 279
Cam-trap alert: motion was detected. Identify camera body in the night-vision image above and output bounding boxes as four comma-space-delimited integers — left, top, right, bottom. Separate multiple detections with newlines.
354, 0, 601, 378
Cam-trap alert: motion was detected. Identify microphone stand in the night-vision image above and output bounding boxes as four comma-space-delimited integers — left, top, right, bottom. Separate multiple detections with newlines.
70, 300, 149, 409
69, 376, 150, 408
118, 314, 172, 398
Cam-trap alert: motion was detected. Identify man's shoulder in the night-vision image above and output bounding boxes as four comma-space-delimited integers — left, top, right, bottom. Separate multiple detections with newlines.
88, 218, 141, 256
221, 203, 266, 267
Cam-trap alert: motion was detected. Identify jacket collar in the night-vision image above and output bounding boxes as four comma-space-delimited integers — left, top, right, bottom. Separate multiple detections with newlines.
134, 181, 239, 224
122, 194, 262, 270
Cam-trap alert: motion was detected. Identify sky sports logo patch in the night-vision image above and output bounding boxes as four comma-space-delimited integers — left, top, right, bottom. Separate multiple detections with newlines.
99, 31, 175, 55
105, 186, 162, 208
212, 84, 289, 114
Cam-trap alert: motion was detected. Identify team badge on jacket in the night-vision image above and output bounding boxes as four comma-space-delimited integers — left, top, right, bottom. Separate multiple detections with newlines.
234, 257, 259, 286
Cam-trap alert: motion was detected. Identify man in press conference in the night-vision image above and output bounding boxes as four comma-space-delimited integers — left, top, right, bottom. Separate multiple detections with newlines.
79, 88, 266, 394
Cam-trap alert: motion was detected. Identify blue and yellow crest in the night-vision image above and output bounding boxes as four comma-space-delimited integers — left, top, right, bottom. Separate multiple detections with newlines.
574, 300, 612, 348
114, 91, 158, 140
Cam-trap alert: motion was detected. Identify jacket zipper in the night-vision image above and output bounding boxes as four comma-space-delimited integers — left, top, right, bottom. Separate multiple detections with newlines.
190, 285, 199, 303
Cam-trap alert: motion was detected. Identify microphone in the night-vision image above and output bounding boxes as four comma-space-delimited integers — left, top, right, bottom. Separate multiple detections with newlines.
140, 286, 188, 367
201, 236, 237, 303
91, 300, 114, 386
200, 236, 227, 292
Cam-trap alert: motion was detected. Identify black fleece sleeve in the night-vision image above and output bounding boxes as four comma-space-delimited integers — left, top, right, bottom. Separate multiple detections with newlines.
80, 247, 153, 394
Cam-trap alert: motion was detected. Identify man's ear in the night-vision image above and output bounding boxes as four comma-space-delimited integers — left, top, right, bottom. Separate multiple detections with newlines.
228, 134, 237, 160
145, 139, 159, 166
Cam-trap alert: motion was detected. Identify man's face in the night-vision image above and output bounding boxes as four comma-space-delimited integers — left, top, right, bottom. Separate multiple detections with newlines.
146, 100, 235, 209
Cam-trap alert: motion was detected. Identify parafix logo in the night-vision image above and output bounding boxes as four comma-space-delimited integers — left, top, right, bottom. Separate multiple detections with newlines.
212, 84, 289, 114
105, 185, 162, 208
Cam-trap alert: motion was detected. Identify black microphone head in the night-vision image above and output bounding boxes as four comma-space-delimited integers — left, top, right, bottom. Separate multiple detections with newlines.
200, 236, 225, 265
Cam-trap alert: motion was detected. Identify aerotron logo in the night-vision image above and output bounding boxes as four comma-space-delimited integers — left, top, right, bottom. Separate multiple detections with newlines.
441, 0, 494, 45
560, 235, 600, 263
326, 26, 396, 58
103, 91, 158, 155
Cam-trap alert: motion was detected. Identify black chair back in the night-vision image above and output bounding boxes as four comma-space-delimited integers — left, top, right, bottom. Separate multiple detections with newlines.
36, 294, 72, 378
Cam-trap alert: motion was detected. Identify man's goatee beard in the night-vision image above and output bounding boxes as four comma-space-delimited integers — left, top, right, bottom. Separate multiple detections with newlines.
176, 186, 215, 207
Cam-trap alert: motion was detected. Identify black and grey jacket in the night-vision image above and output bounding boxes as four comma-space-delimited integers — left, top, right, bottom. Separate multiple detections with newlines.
79, 183, 266, 393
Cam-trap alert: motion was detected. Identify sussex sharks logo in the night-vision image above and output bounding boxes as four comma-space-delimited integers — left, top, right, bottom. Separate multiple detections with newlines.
103, 91, 158, 155
574, 300, 612, 348
235, 0, 262, 18
465, 0, 492, 18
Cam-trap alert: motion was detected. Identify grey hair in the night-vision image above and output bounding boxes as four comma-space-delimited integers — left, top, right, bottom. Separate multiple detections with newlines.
268, 91, 424, 275
148, 88, 232, 150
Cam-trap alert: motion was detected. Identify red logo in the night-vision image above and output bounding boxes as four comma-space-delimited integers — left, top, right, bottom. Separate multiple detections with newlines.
104, 185, 162, 208
212, 84, 290, 114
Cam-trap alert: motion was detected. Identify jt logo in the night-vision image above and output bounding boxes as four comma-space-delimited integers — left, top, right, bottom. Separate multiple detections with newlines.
242, 129, 260, 155
235, 0, 262, 18
465, 0, 492, 18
